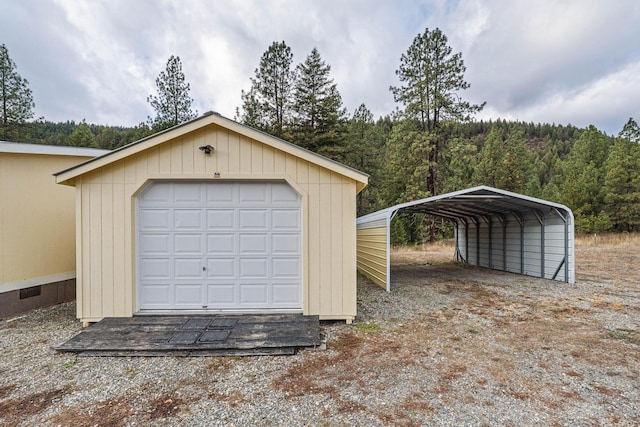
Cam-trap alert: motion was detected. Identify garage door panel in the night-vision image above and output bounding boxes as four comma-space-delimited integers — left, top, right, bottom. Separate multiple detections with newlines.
139, 185, 172, 204
174, 209, 204, 229
239, 283, 269, 304
272, 258, 300, 278
138, 181, 301, 312
139, 234, 170, 255
239, 258, 268, 278
139, 284, 171, 306
272, 233, 299, 253
174, 258, 203, 279
272, 283, 301, 304
207, 258, 236, 278
239, 209, 268, 229
206, 209, 235, 229
206, 183, 235, 202
174, 234, 203, 254
172, 182, 201, 203
206, 284, 236, 305
173, 284, 204, 306
140, 258, 171, 279
207, 233, 235, 254
239, 233, 268, 254
271, 184, 299, 204
139, 209, 171, 230
272, 209, 300, 229
239, 183, 268, 204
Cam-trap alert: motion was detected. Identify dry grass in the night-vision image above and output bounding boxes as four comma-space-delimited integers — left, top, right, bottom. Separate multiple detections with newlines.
575, 232, 640, 246
390, 239, 455, 265
48, 391, 196, 427
0, 387, 70, 427
1, 236, 639, 425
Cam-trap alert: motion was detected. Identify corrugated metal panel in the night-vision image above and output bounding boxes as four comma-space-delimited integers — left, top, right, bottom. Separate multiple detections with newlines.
358, 186, 575, 291
356, 227, 387, 289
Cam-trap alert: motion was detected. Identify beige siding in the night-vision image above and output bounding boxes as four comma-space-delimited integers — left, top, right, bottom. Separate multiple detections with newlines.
75, 124, 359, 322
0, 153, 92, 291
356, 227, 388, 289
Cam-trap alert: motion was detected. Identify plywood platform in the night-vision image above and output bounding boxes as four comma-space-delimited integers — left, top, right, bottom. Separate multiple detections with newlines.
54, 314, 322, 356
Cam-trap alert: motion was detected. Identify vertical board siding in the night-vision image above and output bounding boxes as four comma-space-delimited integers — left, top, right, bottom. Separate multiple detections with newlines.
342, 183, 357, 317
77, 125, 358, 321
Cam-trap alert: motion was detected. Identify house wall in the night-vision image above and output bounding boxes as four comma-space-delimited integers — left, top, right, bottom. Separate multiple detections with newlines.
74, 124, 358, 322
0, 152, 94, 317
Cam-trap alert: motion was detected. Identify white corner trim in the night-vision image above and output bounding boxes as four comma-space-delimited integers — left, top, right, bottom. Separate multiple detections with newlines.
0, 271, 76, 294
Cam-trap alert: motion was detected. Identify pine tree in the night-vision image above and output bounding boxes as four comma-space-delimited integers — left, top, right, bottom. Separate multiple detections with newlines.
475, 126, 532, 193
343, 104, 388, 215
0, 44, 35, 140
556, 125, 612, 233
68, 119, 95, 147
238, 41, 295, 139
619, 117, 639, 143
291, 48, 346, 157
604, 136, 640, 231
147, 55, 197, 131
389, 28, 483, 241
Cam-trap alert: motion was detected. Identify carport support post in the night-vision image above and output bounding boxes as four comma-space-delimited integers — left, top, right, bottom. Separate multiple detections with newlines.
512, 212, 524, 275
474, 217, 480, 265
464, 218, 469, 263
502, 217, 507, 271
532, 209, 545, 279
564, 212, 569, 282
487, 217, 492, 268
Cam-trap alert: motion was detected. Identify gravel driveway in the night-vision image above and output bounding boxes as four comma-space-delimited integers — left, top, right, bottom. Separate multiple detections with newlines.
1, 236, 639, 426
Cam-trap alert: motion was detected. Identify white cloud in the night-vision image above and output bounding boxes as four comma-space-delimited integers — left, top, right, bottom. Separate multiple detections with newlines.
1, 0, 639, 133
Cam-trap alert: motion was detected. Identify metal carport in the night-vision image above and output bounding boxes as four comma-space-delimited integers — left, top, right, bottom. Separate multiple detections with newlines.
356, 186, 575, 291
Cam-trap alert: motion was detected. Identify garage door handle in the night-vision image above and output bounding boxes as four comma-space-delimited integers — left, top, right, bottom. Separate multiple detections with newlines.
202, 266, 206, 271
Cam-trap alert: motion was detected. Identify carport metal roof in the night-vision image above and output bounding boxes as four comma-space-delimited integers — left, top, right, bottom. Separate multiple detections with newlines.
356, 186, 575, 291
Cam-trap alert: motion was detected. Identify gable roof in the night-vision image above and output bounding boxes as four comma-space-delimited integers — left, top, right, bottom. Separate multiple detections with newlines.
54, 112, 369, 191
0, 141, 109, 157
357, 185, 574, 225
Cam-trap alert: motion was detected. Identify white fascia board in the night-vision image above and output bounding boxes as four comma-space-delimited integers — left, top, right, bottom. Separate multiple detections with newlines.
0, 271, 76, 294
0, 141, 109, 157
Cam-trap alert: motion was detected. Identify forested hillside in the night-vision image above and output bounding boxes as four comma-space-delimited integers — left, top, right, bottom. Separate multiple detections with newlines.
8, 115, 639, 239
3, 34, 639, 241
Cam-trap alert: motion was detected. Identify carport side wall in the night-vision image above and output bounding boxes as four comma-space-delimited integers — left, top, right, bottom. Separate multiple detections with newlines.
456, 210, 574, 283
74, 124, 357, 322
356, 219, 388, 289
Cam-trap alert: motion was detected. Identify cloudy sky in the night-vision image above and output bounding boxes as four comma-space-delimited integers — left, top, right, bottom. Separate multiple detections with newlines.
2, 0, 639, 135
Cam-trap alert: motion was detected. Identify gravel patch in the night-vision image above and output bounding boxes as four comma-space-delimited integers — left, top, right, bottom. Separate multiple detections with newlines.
1, 239, 639, 426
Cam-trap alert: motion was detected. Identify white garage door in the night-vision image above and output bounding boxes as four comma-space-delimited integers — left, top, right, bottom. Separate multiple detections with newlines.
137, 181, 302, 311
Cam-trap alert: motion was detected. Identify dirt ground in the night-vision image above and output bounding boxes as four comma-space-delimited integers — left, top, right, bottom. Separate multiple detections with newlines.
0, 234, 638, 426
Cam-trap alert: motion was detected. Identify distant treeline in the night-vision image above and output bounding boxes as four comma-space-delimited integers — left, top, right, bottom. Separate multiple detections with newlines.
5, 119, 154, 150
7, 116, 639, 239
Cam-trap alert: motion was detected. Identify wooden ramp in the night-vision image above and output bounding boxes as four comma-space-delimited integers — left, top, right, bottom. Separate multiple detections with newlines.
54, 314, 322, 356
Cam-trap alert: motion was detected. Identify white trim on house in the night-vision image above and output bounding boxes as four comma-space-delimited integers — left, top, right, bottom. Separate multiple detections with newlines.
0, 141, 109, 157
0, 271, 76, 294
53, 112, 369, 191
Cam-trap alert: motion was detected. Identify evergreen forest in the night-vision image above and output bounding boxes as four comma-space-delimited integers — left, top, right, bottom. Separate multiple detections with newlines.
2, 32, 639, 243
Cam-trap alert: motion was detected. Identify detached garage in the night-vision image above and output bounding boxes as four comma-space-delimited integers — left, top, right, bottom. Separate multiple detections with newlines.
357, 186, 575, 291
55, 112, 368, 324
